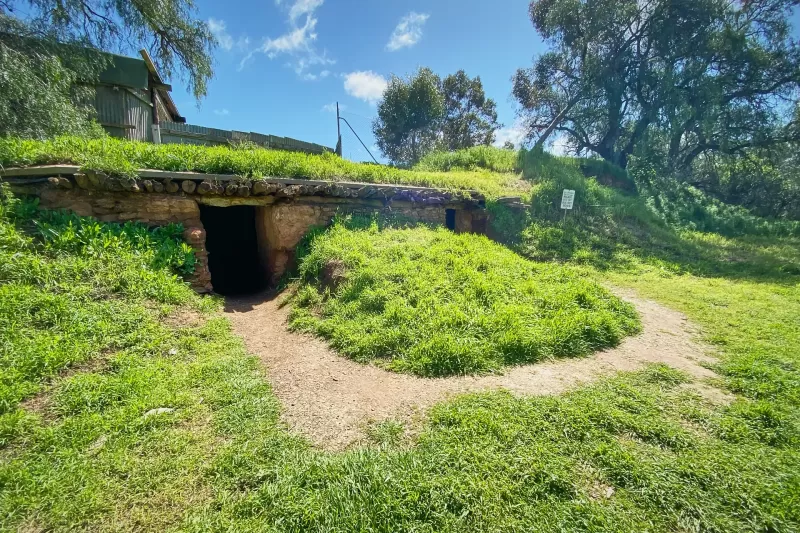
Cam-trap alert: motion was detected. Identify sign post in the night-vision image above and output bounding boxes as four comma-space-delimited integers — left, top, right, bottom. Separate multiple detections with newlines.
560, 189, 575, 222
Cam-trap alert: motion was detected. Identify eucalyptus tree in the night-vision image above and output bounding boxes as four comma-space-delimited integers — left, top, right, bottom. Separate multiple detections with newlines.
441, 70, 500, 150
373, 67, 444, 166
512, 0, 800, 169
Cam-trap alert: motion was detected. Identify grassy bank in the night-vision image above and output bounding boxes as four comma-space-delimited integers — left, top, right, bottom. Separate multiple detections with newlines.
1, 150, 799, 531
289, 220, 639, 376
0, 137, 526, 199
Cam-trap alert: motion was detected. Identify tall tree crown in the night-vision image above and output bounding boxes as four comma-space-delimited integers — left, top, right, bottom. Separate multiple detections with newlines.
513, 0, 800, 169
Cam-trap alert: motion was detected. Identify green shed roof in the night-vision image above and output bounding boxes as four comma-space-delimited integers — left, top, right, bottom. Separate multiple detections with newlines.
98, 53, 149, 90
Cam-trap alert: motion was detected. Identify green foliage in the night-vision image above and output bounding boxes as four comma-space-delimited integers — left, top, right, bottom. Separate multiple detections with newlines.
488, 150, 800, 279
691, 148, 800, 220
629, 155, 800, 238
289, 220, 640, 376
514, 0, 800, 169
0, 38, 106, 139
415, 145, 520, 173
373, 68, 501, 166
373, 67, 445, 166
0, 135, 525, 199
2, 0, 215, 100
1, 155, 800, 531
441, 70, 500, 150
0, 186, 197, 416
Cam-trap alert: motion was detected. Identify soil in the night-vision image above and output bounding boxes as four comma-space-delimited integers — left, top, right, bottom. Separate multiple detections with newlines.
224, 289, 725, 451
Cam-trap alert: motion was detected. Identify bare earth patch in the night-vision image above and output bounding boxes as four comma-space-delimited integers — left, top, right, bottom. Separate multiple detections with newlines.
224, 289, 724, 450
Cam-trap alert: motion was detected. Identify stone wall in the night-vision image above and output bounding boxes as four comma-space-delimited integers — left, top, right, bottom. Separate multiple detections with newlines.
36, 188, 214, 292
11, 177, 489, 293
256, 199, 469, 285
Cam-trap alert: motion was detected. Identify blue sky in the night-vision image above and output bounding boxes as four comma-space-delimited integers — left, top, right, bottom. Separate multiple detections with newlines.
171, 0, 544, 162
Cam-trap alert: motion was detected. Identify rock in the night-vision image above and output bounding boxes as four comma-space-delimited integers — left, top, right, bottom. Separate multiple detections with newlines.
143, 407, 175, 418
152, 180, 165, 193
86, 171, 107, 187
54, 176, 73, 189
252, 181, 268, 195
181, 180, 197, 194
321, 259, 347, 292
74, 173, 91, 190
143, 180, 154, 192
225, 182, 238, 196
183, 226, 206, 245
87, 435, 107, 455
237, 184, 251, 197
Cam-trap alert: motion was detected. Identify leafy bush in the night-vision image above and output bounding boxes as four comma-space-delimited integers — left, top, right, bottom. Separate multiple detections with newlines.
578, 157, 636, 192
289, 219, 640, 377
629, 156, 800, 238
415, 145, 520, 173
0, 186, 198, 415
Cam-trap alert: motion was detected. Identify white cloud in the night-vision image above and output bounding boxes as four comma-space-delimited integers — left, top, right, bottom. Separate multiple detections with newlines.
242, 0, 334, 79
262, 14, 318, 57
289, 0, 324, 22
322, 102, 346, 113
493, 120, 528, 148
387, 12, 429, 51
344, 71, 388, 104
208, 18, 233, 50
213, 108, 230, 116
209, 18, 249, 52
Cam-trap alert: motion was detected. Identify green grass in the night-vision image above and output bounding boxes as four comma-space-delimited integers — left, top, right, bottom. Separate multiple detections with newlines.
414, 145, 520, 173
1, 152, 800, 531
0, 136, 525, 199
288, 219, 640, 376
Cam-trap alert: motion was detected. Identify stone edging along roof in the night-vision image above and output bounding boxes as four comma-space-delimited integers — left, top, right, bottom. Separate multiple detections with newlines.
1, 165, 487, 207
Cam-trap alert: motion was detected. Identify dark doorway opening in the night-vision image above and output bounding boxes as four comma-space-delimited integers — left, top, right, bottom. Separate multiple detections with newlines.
445, 209, 456, 231
199, 205, 267, 295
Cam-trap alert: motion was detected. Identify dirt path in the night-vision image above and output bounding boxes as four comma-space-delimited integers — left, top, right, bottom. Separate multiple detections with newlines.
224, 290, 722, 450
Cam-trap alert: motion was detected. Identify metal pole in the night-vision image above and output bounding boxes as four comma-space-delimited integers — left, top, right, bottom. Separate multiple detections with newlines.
338, 116, 379, 164
335, 102, 342, 156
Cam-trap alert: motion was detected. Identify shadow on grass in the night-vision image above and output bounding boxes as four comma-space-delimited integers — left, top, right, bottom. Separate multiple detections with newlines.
505, 208, 800, 286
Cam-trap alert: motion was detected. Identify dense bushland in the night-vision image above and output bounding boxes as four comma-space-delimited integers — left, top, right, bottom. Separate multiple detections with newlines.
289, 220, 640, 376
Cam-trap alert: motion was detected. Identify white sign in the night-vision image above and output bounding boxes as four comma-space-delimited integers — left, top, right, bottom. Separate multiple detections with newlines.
560, 189, 576, 210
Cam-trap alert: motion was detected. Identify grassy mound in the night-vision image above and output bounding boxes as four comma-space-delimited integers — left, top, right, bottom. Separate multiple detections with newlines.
289, 220, 640, 376
415, 145, 520, 173
0, 136, 524, 199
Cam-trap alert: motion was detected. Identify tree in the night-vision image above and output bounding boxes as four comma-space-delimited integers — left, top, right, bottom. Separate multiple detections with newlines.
373, 68, 444, 166
0, 0, 215, 137
512, 0, 800, 169
441, 70, 500, 150
373, 68, 500, 165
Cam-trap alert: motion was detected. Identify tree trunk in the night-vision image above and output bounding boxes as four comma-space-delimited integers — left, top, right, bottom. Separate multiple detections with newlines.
533, 95, 581, 150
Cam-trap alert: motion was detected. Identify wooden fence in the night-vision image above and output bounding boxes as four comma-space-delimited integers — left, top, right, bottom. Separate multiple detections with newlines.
157, 121, 333, 155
